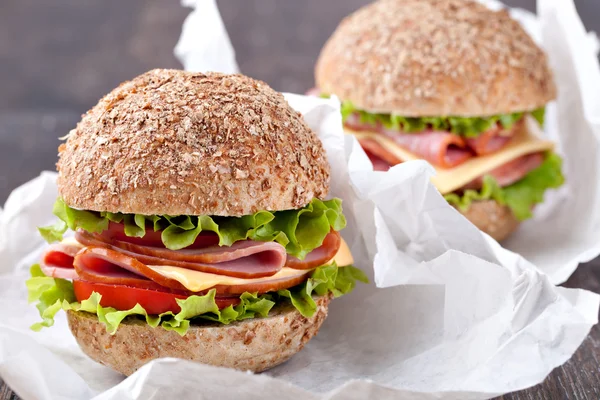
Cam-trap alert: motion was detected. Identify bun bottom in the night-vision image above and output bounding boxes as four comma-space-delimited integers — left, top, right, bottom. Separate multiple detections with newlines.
455, 200, 520, 242
67, 295, 331, 376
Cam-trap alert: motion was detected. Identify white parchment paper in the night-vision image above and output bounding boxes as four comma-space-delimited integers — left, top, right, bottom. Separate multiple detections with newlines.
476, 0, 600, 285
0, 1, 599, 399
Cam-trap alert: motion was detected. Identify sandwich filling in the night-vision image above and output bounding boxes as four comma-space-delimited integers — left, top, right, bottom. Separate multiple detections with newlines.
27, 197, 367, 335
338, 99, 564, 221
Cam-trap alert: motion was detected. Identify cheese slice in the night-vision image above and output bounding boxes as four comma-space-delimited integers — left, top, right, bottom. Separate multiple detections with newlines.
333, 237, 354, 266
347, 116, 555, 194
148, 238, 354, 293
61, 236, 85, 250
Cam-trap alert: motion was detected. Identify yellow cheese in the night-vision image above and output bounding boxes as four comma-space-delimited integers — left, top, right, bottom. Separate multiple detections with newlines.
148, 238, 354, 293
347, 116, 555, 194
147, 265, 307, 293
332, 236, 354, 266
61, 236, 85, 249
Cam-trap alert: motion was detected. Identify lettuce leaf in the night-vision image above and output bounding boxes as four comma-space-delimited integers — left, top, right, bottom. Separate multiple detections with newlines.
445, 153, 564, 220
278, 263, 368, 317
38, 198, 346, 259
26, 264, 76, 331
340, 100, 545, 138
26, 263, 367, 336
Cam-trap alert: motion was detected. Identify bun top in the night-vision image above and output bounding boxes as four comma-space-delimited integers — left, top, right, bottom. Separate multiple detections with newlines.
315, 0, 556, 117
57, 69, 330, 216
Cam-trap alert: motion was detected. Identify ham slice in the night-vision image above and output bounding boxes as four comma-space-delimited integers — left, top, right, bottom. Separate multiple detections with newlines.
40, 242, 82, 279
286, 231, 341, 270
345, 113, 523, 167
362, 142, 545, 192
345, 113, 472, 168
382, 129, 472, 168
367, 151, 392, 172
42, 221, 340, 295
73, 247, 310, 295
465, 122, 520, 156
100, 222, 220, 249
76, 231, 287, 279
74, 247, 190, 291
79, 225, 340, 277
359, 138, 401, 171
212, 272, 309, 295
462, 152, 545, 190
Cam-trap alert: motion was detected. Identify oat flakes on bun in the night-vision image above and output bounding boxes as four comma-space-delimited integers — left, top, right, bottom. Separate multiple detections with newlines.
315, 0, 564, 241
28, 69, 366, 375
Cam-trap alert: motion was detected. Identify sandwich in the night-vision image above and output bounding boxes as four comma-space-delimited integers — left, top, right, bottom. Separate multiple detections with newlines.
27, 69, 366, 375
315, 0, 564, 241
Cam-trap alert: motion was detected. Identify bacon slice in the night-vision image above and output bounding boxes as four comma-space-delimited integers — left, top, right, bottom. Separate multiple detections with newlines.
286, 231, 341, 270
461, 152, 545, 190
76, 231, 286, 279
40, 242, 82, 279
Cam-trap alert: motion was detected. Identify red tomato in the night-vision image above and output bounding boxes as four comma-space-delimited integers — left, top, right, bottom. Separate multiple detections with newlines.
73, 280, 240, 314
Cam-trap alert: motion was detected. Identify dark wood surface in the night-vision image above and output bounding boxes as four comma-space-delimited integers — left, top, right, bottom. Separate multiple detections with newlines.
1, 1, 599, 399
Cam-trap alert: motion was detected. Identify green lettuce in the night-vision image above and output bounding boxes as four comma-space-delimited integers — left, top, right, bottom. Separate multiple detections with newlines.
278, 263, 368, 317
38, 197, 346, 259
26, 264, 77, 331
340, 100, 545, 138
445, 153, 564, 220
26, 262, 367, 336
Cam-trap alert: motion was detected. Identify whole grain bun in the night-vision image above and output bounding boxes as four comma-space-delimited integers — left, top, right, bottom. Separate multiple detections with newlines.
66, 295, 331, 375
57, 69, 330, 216
455, 200, 520, 241
315, 0, 556, 117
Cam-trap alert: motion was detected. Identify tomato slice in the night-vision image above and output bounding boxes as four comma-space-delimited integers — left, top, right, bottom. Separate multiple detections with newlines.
73, 280, 240, 315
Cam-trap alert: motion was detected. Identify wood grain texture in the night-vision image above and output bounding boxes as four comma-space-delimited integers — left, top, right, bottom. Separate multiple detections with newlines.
0, 383, 17, 400
1, 0, 599, 399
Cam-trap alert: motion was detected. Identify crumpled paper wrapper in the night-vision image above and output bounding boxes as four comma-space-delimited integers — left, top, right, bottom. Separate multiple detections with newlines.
0, 1, 598, 399
477, 0, 600, 285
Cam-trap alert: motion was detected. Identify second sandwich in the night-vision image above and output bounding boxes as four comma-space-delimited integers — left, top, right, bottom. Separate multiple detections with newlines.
315, 0, 564, 241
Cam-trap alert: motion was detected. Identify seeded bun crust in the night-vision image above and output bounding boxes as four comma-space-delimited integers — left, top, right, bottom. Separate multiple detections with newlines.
67, 294, 331, 375
57, 69, 330, 216
315, 0, 556, 117
455, 200, 520, 241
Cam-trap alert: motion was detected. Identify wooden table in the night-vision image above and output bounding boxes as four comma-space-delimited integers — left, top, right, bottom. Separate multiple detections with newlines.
1, 1, 599, 398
